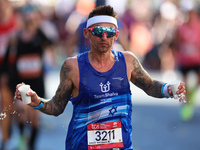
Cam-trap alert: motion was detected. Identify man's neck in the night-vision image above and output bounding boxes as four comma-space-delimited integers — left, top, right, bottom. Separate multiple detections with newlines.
88, 50, 115, 72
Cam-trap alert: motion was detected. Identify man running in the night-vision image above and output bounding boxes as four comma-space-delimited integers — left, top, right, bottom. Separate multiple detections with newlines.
14, 5, 186, 150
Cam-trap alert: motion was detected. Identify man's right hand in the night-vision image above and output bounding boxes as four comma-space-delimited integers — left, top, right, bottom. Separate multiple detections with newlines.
14, 83, 41, 107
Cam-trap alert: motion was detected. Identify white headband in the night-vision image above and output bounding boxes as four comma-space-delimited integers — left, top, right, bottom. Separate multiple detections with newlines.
86, 15, 118, 29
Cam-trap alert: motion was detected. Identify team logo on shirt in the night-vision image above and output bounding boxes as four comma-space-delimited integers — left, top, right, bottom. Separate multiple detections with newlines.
109, 106, 117, 116
99, 81, 110, 93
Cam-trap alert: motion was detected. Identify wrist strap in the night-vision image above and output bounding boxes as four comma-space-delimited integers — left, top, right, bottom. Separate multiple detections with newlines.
34, 99, 44, 110
161, 83, 170, 98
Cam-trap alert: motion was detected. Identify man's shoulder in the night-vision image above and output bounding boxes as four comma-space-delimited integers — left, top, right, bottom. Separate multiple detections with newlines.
64, 51, 89, 66
63, 55, 78, 68
121, 50, 136, 60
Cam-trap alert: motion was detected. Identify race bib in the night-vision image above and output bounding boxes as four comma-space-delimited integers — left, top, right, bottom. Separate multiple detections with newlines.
16, 54, 42, 79
87, 121, 123, 150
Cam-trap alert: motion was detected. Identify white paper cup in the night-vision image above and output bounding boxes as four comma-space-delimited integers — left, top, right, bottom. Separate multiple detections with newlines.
169, 81, 187, 103
169, 80, 181, 99
18, 84, 31, 104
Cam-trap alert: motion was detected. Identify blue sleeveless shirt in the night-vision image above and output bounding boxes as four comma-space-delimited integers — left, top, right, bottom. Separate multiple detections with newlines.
65, 50, 133, 150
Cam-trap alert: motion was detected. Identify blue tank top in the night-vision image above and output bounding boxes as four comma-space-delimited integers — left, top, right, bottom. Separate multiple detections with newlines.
65, 50, 133, 150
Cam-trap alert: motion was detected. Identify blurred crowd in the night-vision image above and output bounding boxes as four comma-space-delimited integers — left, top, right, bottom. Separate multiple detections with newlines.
1, 0, 200, 149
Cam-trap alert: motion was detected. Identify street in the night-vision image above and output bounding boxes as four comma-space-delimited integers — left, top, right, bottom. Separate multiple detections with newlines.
1, 70, 200, 150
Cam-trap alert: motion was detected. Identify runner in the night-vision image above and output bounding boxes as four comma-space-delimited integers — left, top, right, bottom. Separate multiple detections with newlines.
0, 0, 18, 149
14, 5, 186, 150
171, 5, 200, 121
7, 4, 53, 150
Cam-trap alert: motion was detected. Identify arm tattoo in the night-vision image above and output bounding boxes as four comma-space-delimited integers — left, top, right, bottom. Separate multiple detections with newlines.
131, 56, 164, 98
40, 62, 73, 116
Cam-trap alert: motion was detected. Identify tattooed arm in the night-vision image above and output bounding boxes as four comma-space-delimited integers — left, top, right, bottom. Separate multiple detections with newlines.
15, 57, 76, 116
39, 58, 73, 116
124, 51, 164, 98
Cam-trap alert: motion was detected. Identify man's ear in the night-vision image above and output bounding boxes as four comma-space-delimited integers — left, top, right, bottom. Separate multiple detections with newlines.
114, 30, 119, 41
84, 28, 89, 38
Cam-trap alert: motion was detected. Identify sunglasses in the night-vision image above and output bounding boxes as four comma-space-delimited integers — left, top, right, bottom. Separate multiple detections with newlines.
88, 26, 117, 38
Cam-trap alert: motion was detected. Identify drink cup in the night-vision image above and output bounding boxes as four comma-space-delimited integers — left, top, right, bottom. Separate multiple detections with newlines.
169, 80, 181, 99
18, 84, 31, 104
169, 80, 186, 103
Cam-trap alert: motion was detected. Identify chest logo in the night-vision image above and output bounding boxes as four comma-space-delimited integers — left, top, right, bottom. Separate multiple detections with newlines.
99, 81, 110, 93
109, 106, 117, 116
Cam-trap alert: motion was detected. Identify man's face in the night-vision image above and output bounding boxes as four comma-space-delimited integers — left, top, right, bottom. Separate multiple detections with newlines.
23, 11, 40, 31
85, 23, 119, 53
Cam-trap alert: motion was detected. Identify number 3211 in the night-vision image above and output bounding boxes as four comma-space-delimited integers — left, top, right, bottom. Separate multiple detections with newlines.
95, 130, 115, 141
